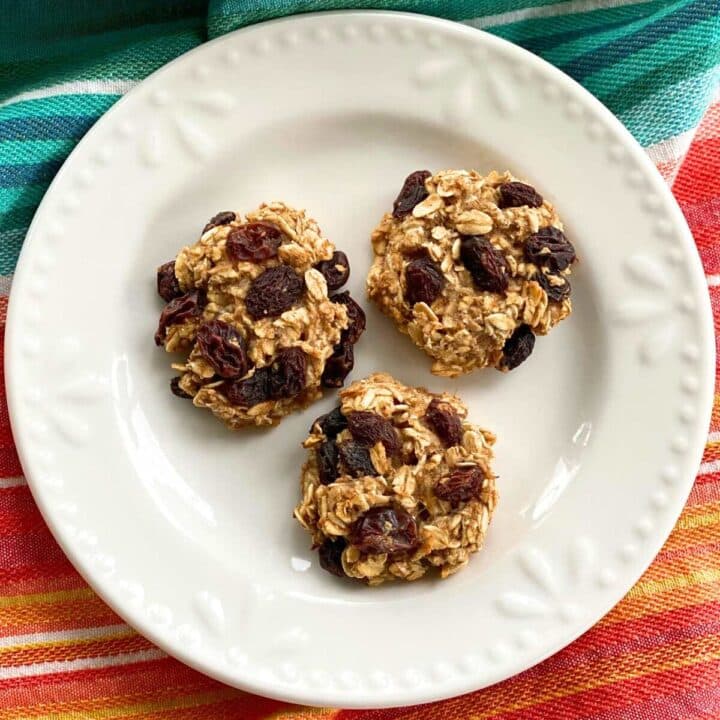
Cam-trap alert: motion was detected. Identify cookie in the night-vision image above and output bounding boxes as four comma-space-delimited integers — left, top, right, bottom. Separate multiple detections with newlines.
154, 203, 365, 428
366, 169, 577, 376
294, 373, 498, 585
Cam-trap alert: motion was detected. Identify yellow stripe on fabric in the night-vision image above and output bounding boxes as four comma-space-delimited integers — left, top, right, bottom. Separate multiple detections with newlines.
0, 626, 136, 654
676, 508, 720, 531
455, 634, 720, 720
0, 588, 96, 608
0, 689, 239, 720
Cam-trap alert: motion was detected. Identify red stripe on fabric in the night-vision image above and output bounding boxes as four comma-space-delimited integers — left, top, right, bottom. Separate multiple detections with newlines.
0, 332, 22, 479
0, 657, 294, 718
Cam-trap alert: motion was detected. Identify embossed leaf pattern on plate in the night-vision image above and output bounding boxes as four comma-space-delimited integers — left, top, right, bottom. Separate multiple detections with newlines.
139, 89, 236, 166
497, 538, 596, 624
413, 51, 518, 119
614, 253, 683, 364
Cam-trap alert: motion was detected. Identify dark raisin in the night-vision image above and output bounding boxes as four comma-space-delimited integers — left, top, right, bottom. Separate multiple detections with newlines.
347, 411, 401, 456
498, 182, 543, 209
154, 290, 202, 346
405, 257, 446, 306
435, 466, 484, 507
525, 227, 576, 272
315, 251, 350, 291
226, 222, 283, 263
425, 398, 463, 447
170, 377, 192, 399
500, 324, 535, 370
223, 367, 271, 408
349, 506, 419, 555
318, 538, 347, 577
534, 271, 571, 301
311, 406, 348, 439
157, 261, 182, 302
268, 347, 307, 399
460, 236, 510, 293
203, 211, 236, 233
245, 265, 305, 320
338, 441, 377, 477
330, 291, 366, 344
392, 170, 431, 218
195, 320, 250, 379
321, 339, 354, 388
316, 441, 340, 485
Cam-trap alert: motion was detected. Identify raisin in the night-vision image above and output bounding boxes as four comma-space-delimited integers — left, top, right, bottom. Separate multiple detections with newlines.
195, 320, 250, 379
268, 347, 307, 399
321, 339, 354, 388
460, 236, 510, 293
535, 270, 571, 301
498, 182, 543, 209
315, 251, 350, 291
203, 211, 236, 234
405, 256, 446, 306
435, 466, 484, 507
311, 406, 348, 439
226, 222, 283, 262
318, 538, 347, 577
245, 265, 304, 319
349, 506, 419, 555
338, 440, 377, 477
330, 291, 366, 344
392, 170, 431, 218
425, 398, 463, 447
154, 290, 202, 346
316, 440, 340, 485
525, 227, 576, 272
170, 377, 192, 399
500, 324, 535, 370
223, 367, 270, 408
157, 261, 182, 302
347, 411, 401, 457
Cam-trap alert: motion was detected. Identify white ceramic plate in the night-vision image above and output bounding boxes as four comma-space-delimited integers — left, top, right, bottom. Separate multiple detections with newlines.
6, 11, 714, 708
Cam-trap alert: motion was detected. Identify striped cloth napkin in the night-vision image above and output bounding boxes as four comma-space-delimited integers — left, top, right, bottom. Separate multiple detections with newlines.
1, 1, 719, 717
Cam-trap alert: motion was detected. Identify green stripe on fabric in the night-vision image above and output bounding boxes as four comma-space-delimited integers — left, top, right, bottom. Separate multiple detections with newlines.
206, 0, 562, 37
602, 41, 720, 118
579, 17, 720, 96
1, 21, 204, 101
0, 205, 35, 234
487, 0, 670, 46
621, 66, 720, 146
0, 94, 118, 121
0, 185, 48, 212
0, 140, 77, 165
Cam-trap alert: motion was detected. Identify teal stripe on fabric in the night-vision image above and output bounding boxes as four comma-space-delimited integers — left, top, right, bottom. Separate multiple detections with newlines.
206, 0, 563, 36
0, 116, 99, 142
486, 0, 672, 48
0, 140, 78, 166
0, 161, 63, 188
621, 65, 720, 146
0, 186, 47, 212
0, 95, 118, 121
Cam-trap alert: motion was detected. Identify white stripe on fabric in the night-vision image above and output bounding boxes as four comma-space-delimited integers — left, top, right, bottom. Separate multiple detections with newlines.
0, 649, 166, 679
708, 431, 720, 443
0, 623, 131, 648
707, 274, 720, 287
464, 0, 654, 29
0, 476, 26, 488
0, 274, 13, 295
699, 459, 720, 476
645, 128, 697, 174
0, 80, 137, 109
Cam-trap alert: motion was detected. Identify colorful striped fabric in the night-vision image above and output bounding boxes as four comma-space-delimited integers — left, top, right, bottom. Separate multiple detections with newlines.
1, 1, 719, 717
